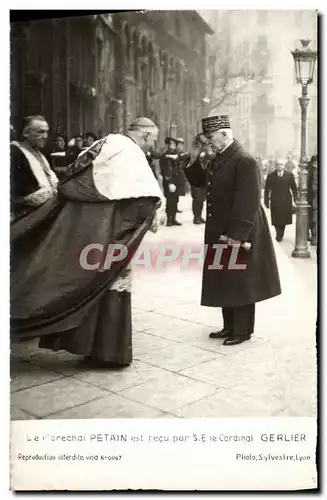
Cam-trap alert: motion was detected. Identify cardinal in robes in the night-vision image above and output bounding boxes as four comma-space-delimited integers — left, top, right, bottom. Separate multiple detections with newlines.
11, 117, 165, 368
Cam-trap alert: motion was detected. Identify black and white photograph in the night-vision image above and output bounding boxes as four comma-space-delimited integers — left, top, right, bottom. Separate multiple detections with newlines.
9, 8, 318, 490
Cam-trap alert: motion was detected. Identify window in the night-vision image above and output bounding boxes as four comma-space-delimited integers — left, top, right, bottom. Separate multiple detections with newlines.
256, 121, 267, 156
175, 16, 181, 37
307, 121, 317, 156
292, 122, 300, 150
257, 93, 268, 108
258, 11, 268, 24
293, 11, 303, 26
237, 95, 242, 114
191, 31, 200, 51
96, 37, 102, 84
257, 35, 268, 52
133, 33, 138, 81
245, 92, 250, 114
310, 95, 317, 113
242, 40, 250, 56
256, 121, 267, 140
123, 26, 131, 70
148, 54, 154, 93
162, 54, 168, 90
258, 60, 268, 79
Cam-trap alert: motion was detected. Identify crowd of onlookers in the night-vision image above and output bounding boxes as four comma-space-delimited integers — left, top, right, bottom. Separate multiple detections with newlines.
10, 120, 318, 245
257, 153, 318, 246
146, 136, 212, 226
255, 154, 299, 189
47, 131, 99, 178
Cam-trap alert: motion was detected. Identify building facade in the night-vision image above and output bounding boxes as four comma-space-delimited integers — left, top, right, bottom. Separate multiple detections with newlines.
200, 10, 318, 160
10, 11, 213, 149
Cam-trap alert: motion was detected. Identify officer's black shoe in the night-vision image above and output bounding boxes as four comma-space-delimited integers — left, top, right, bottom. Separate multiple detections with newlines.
177, 209, 183, 213
223, 334, 251, 346
199, 217, 206, 223
172, 220, 182, 226
166, 219, 173, 227
209, 328, 229, 339
193, 219, 202, 225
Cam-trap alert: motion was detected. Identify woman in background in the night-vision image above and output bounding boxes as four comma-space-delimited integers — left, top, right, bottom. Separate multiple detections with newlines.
50, 133, 68, 179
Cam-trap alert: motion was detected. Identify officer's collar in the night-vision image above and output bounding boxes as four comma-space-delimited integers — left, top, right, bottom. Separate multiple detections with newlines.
217, 139, 234, 155
215, 139, 242, 164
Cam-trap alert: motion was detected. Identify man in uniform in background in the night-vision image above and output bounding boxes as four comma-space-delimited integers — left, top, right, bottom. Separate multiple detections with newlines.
160, 137, 182, 226
146, 146, 162, 180
189, 134, 208, 224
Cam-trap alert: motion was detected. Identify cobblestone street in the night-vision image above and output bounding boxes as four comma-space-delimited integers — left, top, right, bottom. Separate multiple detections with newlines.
10, 195, 317, 420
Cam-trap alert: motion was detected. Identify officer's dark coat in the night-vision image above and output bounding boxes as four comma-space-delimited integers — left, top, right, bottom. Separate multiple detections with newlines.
176, 152, 188, 196
160, 152, 184, 197
182, 139, 281, 308
264, 170, 297, 227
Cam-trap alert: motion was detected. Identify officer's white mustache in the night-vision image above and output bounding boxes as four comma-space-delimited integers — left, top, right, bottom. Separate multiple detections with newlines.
209, 143, 220, 153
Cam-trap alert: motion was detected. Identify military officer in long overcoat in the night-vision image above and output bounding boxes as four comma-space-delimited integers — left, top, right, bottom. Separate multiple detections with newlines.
182, 115, 281, 346
264, 160, 298, 242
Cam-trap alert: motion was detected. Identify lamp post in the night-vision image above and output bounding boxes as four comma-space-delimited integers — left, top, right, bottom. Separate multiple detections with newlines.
291, 39, 317, 258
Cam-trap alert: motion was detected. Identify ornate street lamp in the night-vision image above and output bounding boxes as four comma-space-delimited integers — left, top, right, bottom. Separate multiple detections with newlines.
291, 39, 317, 258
